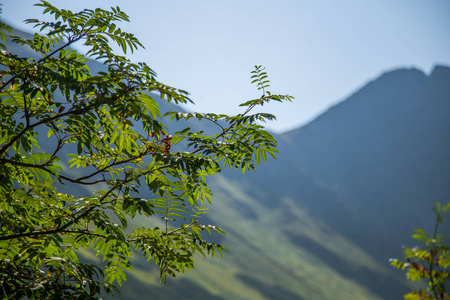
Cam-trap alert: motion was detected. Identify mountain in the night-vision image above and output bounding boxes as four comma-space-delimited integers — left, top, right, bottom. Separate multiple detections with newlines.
3, 25, 450, 299
121, 65, 450, 299
229, 65, 450, 298
277, 65, 450, 260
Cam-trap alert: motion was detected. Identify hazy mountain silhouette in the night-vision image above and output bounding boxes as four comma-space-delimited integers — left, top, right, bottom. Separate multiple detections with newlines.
279, 66, 450, 258
233, 65, 450, 298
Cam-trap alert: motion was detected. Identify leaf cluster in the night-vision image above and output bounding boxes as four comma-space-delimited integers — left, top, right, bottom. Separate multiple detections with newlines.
390, 202, 450, 300
0, 2, 293, 298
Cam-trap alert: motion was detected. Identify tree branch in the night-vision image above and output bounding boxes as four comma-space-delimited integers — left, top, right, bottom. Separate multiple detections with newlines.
0, 26, 93, 91
0, 105, 92, 156
0, 180, 121, 241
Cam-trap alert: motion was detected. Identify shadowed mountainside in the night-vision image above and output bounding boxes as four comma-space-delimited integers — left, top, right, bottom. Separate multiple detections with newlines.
228, 65, 450, 299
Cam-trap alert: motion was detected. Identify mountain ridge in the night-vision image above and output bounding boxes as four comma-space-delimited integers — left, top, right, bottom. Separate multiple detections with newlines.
219, 64, 450, 298
274, 64, 450, 262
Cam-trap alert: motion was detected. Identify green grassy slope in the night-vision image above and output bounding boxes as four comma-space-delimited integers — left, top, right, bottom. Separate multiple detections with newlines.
116, 174, 409, 300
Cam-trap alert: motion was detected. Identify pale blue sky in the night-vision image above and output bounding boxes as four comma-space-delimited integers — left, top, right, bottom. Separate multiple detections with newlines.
3, 1, 450, 133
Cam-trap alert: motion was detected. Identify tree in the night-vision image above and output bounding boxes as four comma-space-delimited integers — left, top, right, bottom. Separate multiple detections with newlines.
391, 202, 450, 300
0, 2, 293, 298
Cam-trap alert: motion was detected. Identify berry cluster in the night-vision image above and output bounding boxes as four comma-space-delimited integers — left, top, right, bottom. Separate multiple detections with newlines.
162, 135, 171, 154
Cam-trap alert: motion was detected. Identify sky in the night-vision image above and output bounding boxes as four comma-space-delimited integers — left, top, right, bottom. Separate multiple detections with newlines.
2, 0, 450, 133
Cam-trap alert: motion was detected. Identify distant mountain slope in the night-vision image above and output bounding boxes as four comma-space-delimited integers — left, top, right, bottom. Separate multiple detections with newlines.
277, 66, 450, 259
233, 65, 450, 298
4, 25, 450, 299
154, 65, 450, 299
